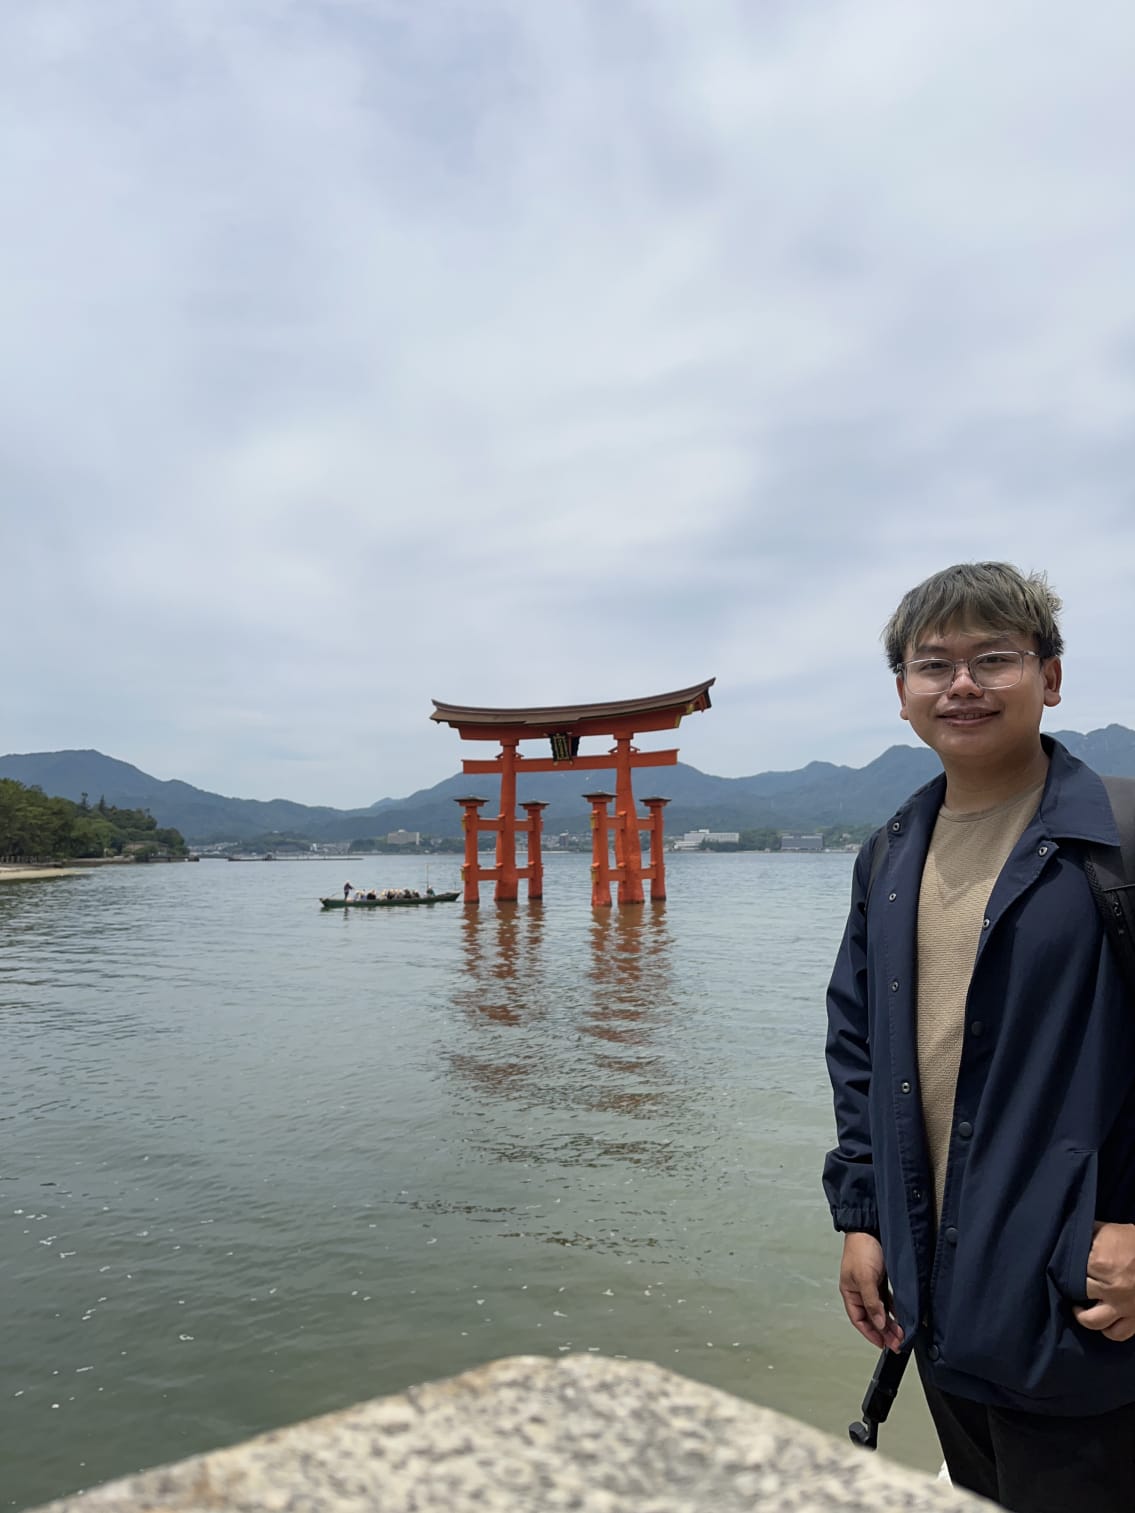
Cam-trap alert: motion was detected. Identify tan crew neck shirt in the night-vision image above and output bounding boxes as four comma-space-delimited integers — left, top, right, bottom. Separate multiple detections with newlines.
916, 781, 1044, 1219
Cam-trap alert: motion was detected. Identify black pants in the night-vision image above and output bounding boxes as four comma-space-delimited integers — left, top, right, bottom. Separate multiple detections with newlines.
918, 1355, 1135, 1513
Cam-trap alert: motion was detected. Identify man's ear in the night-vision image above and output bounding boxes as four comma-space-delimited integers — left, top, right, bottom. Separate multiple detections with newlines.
1042, 656, 1062, 708
896, 673, 910, 723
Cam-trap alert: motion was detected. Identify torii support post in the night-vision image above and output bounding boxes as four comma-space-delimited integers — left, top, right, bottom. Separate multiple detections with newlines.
642, 797, 671, 901
455, 796, 489, 904
495, 739, 520, 903
587, 792, 616, 908
521, 802, 548, 901
612, 735, 645, 905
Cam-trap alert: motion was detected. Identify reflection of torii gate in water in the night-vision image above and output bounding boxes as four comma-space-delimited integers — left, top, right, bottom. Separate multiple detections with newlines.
429, 679, 715, 907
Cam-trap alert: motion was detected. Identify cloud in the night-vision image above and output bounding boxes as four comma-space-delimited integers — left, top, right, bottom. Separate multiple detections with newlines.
3, 1, 1134, 805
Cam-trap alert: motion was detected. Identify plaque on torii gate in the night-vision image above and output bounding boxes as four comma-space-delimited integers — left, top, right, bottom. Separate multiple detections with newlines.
430, 679, 714, 907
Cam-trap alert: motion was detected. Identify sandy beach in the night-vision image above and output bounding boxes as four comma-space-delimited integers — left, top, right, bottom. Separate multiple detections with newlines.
0, 865, 87, 882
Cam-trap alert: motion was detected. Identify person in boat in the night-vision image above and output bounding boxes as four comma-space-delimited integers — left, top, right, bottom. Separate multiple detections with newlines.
823, 562, 1135, 1511
343, 881, 352, 900
426, 886, 435, 896
366, 889, 377, 901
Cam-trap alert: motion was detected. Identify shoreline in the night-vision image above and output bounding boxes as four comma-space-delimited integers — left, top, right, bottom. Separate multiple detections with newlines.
0, 865, 88, 882
0, 856, 198, 882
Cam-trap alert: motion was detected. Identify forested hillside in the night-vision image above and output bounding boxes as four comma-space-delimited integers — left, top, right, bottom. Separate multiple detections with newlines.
0, 779, 188, 860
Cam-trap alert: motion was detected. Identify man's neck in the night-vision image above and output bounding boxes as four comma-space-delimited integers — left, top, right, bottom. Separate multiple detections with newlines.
941, 742, 1050, 814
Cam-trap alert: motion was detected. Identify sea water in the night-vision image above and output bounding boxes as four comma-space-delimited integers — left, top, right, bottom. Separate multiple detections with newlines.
0, 853, 938, 1508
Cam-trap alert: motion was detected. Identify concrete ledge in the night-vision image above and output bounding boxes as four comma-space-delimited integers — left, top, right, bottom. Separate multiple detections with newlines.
29, 1355, 989, 1513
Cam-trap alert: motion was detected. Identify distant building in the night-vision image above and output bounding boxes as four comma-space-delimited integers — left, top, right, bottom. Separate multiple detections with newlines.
780, 832, 823, 852
386, 829, 420, 846
672, 828, 741, 851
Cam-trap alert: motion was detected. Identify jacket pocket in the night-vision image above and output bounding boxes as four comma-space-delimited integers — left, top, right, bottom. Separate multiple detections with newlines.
1045, 1147, 1097, 1306
939, 1146, 1098, 1396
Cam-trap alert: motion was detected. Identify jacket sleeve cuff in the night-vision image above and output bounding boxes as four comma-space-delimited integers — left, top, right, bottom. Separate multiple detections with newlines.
830, 1206, 880, 1237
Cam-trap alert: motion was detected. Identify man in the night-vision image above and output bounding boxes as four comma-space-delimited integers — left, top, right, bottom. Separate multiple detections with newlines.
824, 562, 1135, 1512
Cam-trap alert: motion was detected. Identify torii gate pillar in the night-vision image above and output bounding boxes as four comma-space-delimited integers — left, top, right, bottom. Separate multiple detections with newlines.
643, 797, 671, 901
587, 792, 616, 908
456, 796, 489, 904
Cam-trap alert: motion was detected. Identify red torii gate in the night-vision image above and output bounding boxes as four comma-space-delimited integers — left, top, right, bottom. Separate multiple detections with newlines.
430, 679, 714, 907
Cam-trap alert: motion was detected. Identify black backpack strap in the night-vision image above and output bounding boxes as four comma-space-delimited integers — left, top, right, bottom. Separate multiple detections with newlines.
1083, 776, 1135, 1002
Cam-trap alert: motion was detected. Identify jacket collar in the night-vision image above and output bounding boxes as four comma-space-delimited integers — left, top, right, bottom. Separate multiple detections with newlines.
1035, 736, 1120, 844
884, 736, 1120, 847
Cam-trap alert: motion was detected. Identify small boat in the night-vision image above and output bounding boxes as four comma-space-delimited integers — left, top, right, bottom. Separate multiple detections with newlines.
320, 891, 460, 910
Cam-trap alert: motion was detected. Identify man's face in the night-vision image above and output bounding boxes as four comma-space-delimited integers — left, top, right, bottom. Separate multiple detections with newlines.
895, 623, 1062, 767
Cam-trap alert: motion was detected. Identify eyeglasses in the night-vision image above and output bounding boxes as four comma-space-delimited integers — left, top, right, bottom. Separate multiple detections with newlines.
901, 650, 1040, 694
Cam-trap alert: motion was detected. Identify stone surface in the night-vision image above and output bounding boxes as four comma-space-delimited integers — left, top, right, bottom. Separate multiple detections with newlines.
29, 1355, 990, 1513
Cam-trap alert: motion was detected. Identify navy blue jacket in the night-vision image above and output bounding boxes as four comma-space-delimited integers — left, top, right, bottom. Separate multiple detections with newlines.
824, 738, 1135, 1413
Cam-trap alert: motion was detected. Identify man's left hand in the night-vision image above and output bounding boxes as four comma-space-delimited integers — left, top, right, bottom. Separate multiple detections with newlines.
1074, 1223, 1135, 1342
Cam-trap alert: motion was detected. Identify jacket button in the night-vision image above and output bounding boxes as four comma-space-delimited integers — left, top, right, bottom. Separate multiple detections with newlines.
957, 1121, 973, 1140
944, 1227, 958, 1245
912, 1187, 923, 1201
928, 1344, 941, 1362
888, 892, 897, 902
970, 1021, 983, 1037
900, 1080, 912, 1094
1038, 844, 1049, 857
890, 980, 900, 993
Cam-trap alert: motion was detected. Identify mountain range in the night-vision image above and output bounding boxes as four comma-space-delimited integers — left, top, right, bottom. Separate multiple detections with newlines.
3, 726, 1135, 844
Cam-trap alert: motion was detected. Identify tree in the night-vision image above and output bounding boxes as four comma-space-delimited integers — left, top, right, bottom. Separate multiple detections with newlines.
738, 828, 782, 851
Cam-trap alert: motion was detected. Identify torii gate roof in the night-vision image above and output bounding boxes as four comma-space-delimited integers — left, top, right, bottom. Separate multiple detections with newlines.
430, 678, 714, 740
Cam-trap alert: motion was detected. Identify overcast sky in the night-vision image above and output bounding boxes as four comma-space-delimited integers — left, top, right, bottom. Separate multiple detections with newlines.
4, 1, 1134, 807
